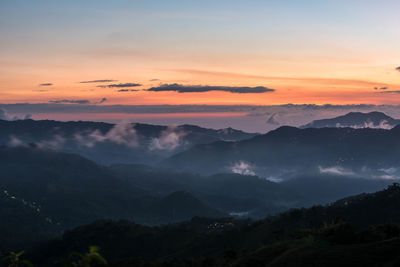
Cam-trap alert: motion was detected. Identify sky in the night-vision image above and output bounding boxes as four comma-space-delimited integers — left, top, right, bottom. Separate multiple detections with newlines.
1, 0, 400, 131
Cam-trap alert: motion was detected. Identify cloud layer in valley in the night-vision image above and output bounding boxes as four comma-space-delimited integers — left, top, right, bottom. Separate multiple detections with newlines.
149, 126, 186, 151
230, 161, 256, 176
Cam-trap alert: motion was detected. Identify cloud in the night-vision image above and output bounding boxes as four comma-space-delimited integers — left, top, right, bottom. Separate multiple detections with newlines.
230, 161, 256, 176
24, 114, 33, 120
149, 79, 160, 81
49, 98, 107, 105
80, 79, 118, 83
32, 89, 50, 92
147, 83, 275, 94
39, 83, 53, 86
374, 86, 388, 90
0, 108, 11, 120
8, 136, 24, 147
96, 98, 107, 104
149, 126, 187, 151
49, 99, 91, 104
37, 134, 66, 149
266, 113, 280, 125
0, 107, 32, 121
318, 166, 355, 176
335, 120, 393, 130
75, 122, 138, 148
396, 66, 400, 72
98, 83, 142, 88
377, 91, 400, 94
117, 89, 139, 92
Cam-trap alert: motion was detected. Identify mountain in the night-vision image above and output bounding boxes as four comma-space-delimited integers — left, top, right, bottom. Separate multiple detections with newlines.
0, 145, 227, 250
0, 189, 62, 251
281, 174, 392, 204
0, 119, 257, 165
27, 184, 400, 267
110, 164, 303, 217
300, 111, 400, 129
161, 125, 400, 180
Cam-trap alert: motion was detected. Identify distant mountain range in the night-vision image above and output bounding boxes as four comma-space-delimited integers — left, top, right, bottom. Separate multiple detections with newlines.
301, 111, 400, 129
161, 124, 400, 179
0, 119, 257, 164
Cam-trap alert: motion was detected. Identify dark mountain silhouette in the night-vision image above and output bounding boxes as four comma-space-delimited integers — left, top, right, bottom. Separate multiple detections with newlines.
0, 145, 227, 250
161, 125, 400, 179
0, 189, 62, 251
301, 111, 400, 129
281, 174, 392, 204
0, 119, 257, 165
28, 184, 400, 267
110, 164, 303, 217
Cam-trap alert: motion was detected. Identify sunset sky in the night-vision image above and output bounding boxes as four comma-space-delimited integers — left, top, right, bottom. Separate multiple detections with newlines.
1, 0, 400, 131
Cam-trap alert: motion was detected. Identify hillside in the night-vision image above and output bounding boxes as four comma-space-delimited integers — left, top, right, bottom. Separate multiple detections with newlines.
0, 146, 227, 250
26, 184, 400, 267
110, 164, 303, 217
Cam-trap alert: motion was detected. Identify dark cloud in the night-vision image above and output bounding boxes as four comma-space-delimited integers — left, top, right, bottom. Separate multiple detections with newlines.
396, 66, 400, 72
117, 89, 139, 92
48, 98, 107, 105
378, 91, 400, 94
374, 86, 388, 90
97, 98, 107, 104
147, 83, 275, 94
49, 99, 91, 104
39, 83, 53, 86
32, 89, 50, 92
149, 79, 160, 81
80, 79, 118, 83
98, 83, 142, 88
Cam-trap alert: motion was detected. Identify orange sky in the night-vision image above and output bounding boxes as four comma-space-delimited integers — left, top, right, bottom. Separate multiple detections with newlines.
1, 1, 400, 106
1, 66, 399, 105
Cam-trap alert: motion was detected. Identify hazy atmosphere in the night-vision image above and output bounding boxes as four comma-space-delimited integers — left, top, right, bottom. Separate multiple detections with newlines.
1, 1, 400, 267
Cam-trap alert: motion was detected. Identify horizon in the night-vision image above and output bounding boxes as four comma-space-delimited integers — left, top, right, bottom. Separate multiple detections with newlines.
3, 102, 400, 132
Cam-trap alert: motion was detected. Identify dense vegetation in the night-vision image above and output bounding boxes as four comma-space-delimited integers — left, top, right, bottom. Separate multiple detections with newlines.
6, 184, 400, 267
